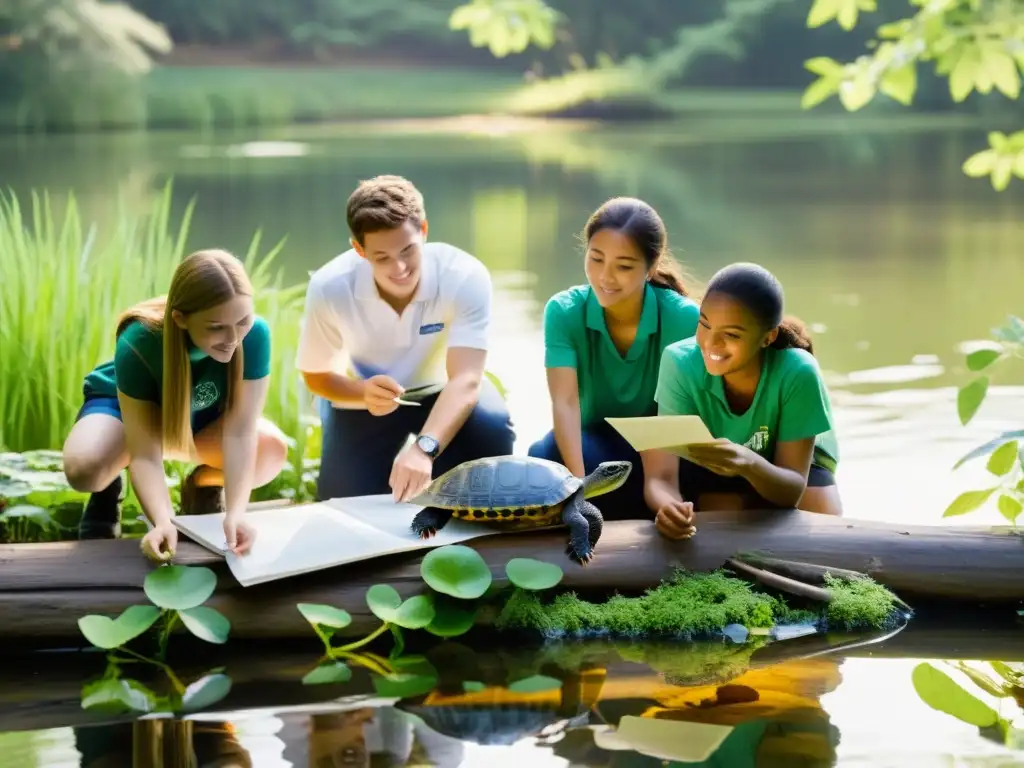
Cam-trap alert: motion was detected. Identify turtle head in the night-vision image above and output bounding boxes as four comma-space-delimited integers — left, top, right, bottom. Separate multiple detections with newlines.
581, 461, 633, 498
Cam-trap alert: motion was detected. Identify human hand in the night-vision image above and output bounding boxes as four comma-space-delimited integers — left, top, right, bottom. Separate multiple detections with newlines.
224, 513, 256, 555
685, 440, 756, 477
390, 444, 434, 503
654, 499, 696, 540
140, 522, 178, 562
363, 374, 404, 417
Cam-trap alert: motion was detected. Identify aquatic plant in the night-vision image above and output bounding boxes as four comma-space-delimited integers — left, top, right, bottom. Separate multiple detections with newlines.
81, 656, 232, 716
77, 563, 230, 663
942, 315, 1024, 527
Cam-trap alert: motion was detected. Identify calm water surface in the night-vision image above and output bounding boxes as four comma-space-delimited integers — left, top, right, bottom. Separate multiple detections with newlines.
2, 119, 1023, 764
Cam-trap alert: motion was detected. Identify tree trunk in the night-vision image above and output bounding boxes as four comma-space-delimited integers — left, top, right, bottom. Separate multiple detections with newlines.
0, 509, 1021, 643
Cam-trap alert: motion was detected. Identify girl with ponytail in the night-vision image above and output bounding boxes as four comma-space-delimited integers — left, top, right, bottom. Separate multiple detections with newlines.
62, 249, 288, 561
643, 262, 842, 540
529, 197, 701, 518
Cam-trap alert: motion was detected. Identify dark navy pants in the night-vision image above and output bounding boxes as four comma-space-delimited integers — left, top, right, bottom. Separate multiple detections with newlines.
315, 376, 516, 500
527, 421, 649, 521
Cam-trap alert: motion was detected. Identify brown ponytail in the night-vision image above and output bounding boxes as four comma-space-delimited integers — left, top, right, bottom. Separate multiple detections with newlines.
770, 315, 814, 354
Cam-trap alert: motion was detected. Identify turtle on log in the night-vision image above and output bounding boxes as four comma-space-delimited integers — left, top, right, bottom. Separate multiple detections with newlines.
408, 456, 632, 564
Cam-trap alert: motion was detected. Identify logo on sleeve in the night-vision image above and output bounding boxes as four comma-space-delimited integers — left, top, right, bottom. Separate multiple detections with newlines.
419, 322, 445, 335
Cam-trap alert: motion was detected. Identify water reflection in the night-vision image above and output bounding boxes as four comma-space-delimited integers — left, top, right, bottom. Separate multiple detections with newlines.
2, 617, 1021, 767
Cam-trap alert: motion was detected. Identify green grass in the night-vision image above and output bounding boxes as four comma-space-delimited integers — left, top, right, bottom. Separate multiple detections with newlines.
0, 181, 318, 503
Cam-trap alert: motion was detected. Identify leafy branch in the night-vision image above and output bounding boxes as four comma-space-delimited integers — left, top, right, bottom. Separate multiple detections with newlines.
801, 0, 1024, 190
943, 315, 1024, 525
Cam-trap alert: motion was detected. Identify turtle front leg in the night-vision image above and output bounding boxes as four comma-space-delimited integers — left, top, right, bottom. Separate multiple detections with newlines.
410, 507, 453, 539
561, 489, 601, 565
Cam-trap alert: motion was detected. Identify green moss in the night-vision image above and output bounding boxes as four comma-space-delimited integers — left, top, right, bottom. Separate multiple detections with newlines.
823, 573, 899, 630
493, 568, 904, 641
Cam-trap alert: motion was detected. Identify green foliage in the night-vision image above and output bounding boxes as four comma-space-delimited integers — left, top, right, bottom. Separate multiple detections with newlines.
420, 544, 493, 599
910, 659, 1023, 741
823, 572, 899, 630
800, 0, 1024, 190
81, 657, 233, 715
77, 564, 230, 661
505, 556, 564, 590
943, 315, 1024, 524
449, 0, 560, 57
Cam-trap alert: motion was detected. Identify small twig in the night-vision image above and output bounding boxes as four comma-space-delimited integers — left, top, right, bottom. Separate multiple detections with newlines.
733, 553, 869, 584
725, 558, 832, 603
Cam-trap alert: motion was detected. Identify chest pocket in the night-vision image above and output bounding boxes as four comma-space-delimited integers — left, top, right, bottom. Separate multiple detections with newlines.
578, 286, 663, 420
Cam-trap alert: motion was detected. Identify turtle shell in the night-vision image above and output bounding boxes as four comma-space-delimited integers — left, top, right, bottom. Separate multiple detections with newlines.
411, 456, 581, 510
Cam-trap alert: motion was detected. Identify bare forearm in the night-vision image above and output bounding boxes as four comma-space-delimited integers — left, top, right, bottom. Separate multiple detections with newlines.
422, 375, 480, 451
740, 454, 806, 507
222, 431, 258, 518
302, 371, 366, 407
129, 455, 174, 527
551, 401, 586, 477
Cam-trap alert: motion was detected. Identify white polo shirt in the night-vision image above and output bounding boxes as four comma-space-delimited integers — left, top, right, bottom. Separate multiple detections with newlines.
296, 241, 492, 404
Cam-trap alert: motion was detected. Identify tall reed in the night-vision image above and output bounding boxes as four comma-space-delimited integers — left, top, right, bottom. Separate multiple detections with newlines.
0, 182, 309, 466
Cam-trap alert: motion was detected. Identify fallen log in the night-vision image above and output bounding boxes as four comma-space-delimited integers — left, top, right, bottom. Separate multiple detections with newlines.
0, 508, 1021, 643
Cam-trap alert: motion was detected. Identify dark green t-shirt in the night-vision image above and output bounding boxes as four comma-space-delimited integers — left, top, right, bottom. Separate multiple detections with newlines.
655, 338, 839, 471
543, 283, 700, 427
83, 316, 272, 423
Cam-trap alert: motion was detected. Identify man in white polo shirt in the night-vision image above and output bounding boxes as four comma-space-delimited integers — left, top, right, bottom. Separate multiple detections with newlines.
296, 175, 515, 502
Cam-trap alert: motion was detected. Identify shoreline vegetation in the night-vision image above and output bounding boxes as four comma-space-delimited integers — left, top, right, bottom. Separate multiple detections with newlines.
0, 56, 991, 136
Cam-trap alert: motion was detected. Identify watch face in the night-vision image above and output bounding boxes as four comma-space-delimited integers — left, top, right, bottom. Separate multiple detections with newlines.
417, 435, 439, 456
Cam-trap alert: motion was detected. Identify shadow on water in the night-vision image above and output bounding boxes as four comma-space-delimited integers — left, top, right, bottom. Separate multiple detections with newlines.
0, 612, 1021, 766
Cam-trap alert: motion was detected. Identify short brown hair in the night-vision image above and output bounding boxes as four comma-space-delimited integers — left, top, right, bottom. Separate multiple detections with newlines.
346, 175, 426, 245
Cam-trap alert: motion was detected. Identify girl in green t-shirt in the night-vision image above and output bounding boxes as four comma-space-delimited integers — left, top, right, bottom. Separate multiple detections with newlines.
530, 197, 700, 518
645, 262, 843, 539
62, 249, 288, 561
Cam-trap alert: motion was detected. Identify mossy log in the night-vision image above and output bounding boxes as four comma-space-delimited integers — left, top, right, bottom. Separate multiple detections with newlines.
0, 508, 1021, 643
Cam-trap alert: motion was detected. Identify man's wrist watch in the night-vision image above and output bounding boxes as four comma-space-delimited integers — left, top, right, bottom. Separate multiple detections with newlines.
416, 434, 440, 460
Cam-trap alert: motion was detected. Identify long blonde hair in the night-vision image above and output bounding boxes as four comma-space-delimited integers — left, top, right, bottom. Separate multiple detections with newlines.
116, 249, 254, 456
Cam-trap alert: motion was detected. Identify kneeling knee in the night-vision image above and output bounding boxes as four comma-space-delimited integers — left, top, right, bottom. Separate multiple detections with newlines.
63, 458, 113, 493
255, 428, 289, 485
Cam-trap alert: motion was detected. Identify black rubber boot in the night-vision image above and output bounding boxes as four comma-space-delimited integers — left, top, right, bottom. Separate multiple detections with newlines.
78, 474, 123, 540
179, 466, 225, 516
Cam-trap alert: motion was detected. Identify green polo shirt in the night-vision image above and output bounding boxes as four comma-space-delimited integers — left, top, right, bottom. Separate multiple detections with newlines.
83, 316, 272, 422
654, 338, 839, 472
543, 283, 700, 427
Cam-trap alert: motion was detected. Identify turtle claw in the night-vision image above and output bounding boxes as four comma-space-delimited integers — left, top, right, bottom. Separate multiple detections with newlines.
410, 508, 452, 540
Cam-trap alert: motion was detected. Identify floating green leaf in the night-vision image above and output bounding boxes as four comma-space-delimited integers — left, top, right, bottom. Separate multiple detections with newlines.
942, 488, 997, 518
297, 603, 352, 631
505, 557, 564, 591
181, 673, 232, 712
143, 565, 216, 610
302, 661, 352, 686
421, 545, 492, 599
366, 584, 402, 621
372, 672, 438, 699
508, 674, 561, 693
424, 598, 478, 638
957, 377, 989, 425
366, 585, 435, 629
78, 605, 162, 649
179, 606, 231, 644
911, 662, 999, 727
394, 595, 435, 629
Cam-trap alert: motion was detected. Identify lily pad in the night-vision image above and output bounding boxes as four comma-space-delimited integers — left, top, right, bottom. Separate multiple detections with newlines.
508, 674, 561, 693
2, 504, 57, 530
424, 599, 477, 638
181, 673, 232, 712
366, 584, 402, 621
505, 557, 564, 591
303, 661, 353, 686
420, 545, 492, 599
78, 605, 162, 649
911, 661, 999, 727
179, 606, 231, 644
297, 603, 352, 632
372, 672, 438, 699
143, 565, 216, 610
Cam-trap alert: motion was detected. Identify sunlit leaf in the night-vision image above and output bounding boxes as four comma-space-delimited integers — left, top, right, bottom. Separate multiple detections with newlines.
807, 0, 842, 28
366, 584, 402, 622
505, 557, 564, 591
420, 545, 492, 599
953, 429, 1024, 469
986, 440, 1019, 476
143, 565, 216, 610
181, 673, 232, 712
956, 376, 989, 425
880, 62, 917, 105
297, 603, 352, 632
942, 487, 997, 518
179, 606, 230, 644
78, 605, 161, 649
963, 149, 998, 178
997, 494, 1022, 524
912, 662, 999, 727
965, 348, 1003, 371
801, 76, 839, 109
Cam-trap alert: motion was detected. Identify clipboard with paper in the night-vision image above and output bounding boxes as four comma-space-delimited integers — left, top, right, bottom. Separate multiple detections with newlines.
605, 414, 720, 458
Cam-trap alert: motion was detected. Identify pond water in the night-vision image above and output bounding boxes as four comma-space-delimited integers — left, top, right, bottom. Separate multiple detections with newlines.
1, 617, 1022, 767
2, 117, 1024, 764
